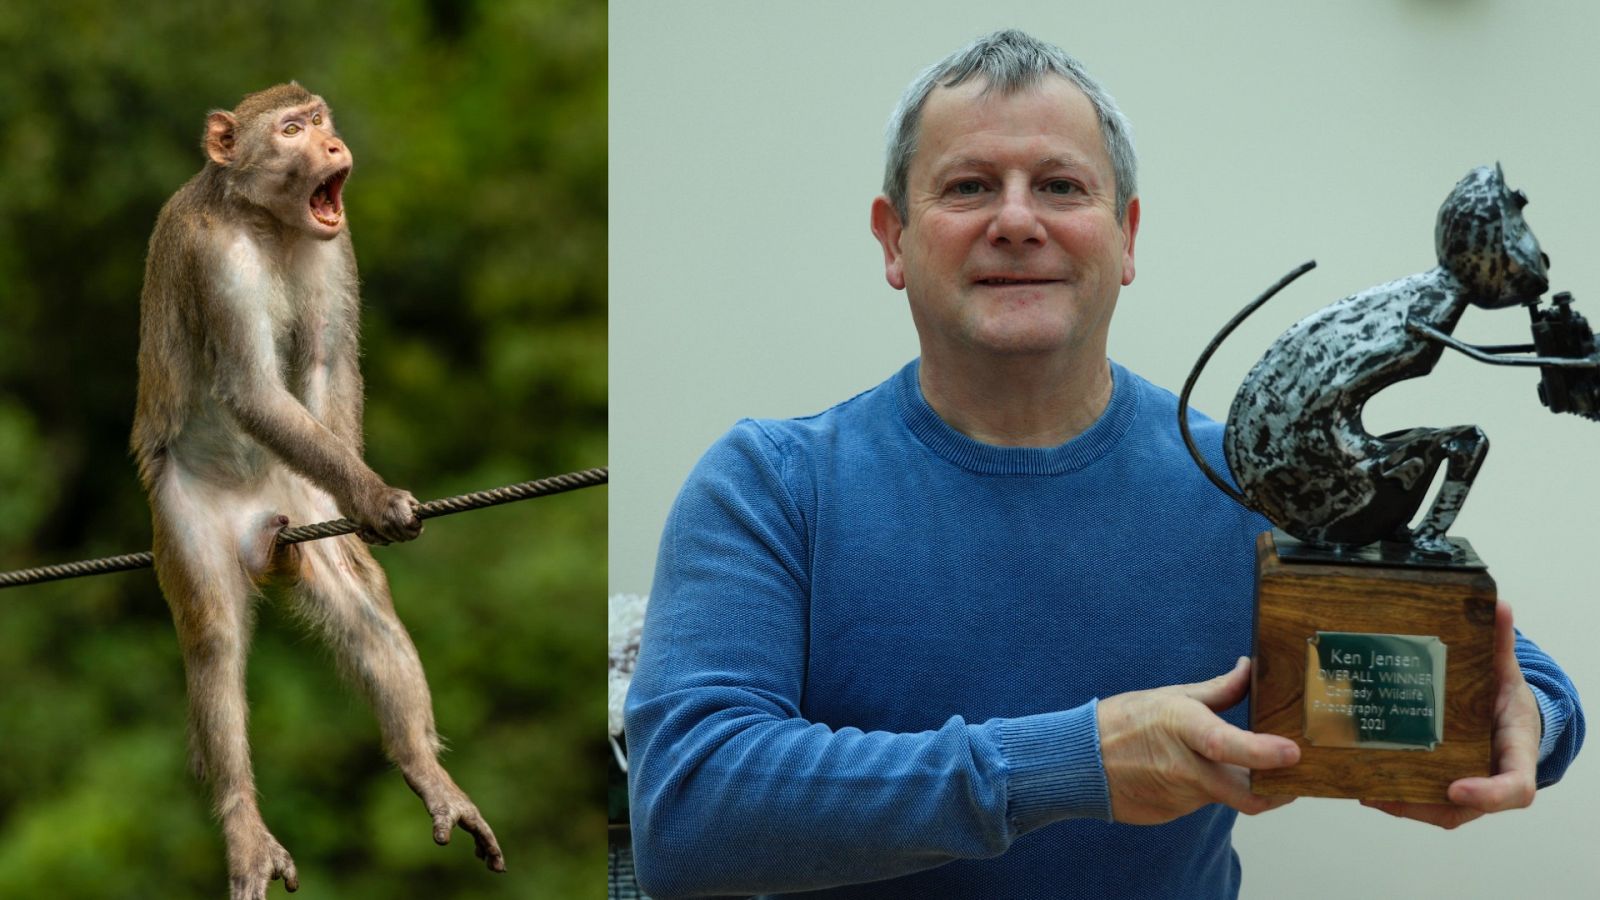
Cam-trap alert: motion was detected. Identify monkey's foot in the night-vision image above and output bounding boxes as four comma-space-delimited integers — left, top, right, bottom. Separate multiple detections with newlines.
413, 776, 506, 873
1409, 530, 1457, 559
226, 821, 299, 900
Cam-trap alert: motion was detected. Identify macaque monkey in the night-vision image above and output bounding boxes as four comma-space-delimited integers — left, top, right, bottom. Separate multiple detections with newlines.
131, 83, 503, 899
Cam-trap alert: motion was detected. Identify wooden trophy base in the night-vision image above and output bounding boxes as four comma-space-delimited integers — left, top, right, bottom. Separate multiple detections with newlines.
1250, 532, 1496, 803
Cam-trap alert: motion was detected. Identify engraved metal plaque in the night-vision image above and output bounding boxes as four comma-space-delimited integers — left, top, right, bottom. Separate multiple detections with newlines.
1304, 632, 1446, 750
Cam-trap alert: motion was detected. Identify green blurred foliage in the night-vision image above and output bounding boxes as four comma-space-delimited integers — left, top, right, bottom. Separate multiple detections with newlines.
0, 1, 606, 897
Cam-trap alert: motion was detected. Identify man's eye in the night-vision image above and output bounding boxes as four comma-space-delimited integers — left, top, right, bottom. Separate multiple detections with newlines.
283, 124, 301, 136
953, 181, 984, 196
1044, 180, 1080, 195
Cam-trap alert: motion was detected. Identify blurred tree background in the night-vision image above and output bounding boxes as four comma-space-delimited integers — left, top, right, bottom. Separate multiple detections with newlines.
0, 1, 605, 897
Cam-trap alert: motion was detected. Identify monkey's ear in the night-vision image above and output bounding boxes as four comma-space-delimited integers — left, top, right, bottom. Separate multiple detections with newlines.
204, 111, 238, 166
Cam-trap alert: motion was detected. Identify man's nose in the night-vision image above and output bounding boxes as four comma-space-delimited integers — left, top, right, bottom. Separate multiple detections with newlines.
987, 184, 1045, 245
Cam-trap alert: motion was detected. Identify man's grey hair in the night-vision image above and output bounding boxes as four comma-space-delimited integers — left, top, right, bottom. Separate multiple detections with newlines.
883, 29, 1138, 223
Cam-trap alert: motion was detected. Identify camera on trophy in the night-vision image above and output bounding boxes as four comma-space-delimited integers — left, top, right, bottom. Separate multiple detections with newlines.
1528, 291, 1600, 420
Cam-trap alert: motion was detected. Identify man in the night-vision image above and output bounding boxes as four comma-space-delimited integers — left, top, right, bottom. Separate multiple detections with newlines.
625, 30, 1584, 899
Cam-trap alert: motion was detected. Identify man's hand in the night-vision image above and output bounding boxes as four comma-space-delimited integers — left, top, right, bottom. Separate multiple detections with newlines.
1098, 657, 1301, 824
1361, 601, 1540, 829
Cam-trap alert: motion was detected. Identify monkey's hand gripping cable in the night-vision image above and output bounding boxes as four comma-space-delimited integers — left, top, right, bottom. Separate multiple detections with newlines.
0, 467, 608, 589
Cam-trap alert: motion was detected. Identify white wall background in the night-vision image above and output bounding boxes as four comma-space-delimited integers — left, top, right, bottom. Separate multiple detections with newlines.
610, 1, 1600, 895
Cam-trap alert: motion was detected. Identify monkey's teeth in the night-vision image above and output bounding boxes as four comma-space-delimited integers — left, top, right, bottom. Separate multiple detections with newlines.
309, 182, 345, 227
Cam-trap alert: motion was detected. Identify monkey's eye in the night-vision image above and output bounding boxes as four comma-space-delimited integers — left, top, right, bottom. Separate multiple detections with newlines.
283, 124, 302, 136
312, 113, 322, 126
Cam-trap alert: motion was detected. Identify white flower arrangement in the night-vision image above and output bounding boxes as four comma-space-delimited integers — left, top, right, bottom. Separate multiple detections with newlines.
608, 592, 649, 771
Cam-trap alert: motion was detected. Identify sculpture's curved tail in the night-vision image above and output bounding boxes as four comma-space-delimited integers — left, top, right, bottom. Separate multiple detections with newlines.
1177, 260, 1318, 511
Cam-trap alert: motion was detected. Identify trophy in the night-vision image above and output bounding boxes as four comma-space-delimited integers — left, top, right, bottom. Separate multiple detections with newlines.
1179, 164, 1600, 802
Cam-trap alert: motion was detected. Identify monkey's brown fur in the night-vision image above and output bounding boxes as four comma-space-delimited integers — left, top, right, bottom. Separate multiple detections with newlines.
133, 84, 504, 900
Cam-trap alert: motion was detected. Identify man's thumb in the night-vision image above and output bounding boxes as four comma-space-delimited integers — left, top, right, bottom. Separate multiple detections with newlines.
1181, 655, 1252, 712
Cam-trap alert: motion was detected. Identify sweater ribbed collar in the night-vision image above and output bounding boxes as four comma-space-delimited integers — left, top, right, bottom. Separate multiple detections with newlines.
895, 357, 1140, 476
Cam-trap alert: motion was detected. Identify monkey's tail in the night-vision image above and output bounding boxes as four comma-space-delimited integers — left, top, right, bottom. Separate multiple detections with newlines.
1177, 260, 1317, 511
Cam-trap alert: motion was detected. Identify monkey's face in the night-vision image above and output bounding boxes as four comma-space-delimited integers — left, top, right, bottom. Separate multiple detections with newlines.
1435, 163, 1548, 308
226, 95, 354, 240
266, 101, 352, 240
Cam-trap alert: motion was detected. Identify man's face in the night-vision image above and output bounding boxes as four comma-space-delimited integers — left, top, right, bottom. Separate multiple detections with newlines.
871, 76, 1139, 366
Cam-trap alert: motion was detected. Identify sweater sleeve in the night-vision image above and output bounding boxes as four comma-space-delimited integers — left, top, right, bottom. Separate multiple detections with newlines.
1514, 631, 1585, 787
624, 423, 1109, 899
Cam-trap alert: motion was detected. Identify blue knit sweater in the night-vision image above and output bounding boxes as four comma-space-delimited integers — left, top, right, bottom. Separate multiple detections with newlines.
626, 359, 1583, 899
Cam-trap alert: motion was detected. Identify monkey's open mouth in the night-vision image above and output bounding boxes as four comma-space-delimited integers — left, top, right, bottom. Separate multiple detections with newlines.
310, 168, 349, 227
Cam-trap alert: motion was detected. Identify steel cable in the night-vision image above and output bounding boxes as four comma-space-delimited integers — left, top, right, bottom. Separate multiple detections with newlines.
0, 467, 607, 590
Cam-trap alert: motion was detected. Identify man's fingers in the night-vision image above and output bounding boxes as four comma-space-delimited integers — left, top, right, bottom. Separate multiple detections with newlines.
1361, 798, 1485, 830
1451, 599, 1539, 814
1202, 760, 1297, 816
1353, 601, 1538, 829
1476, 725, 1538, 808
1492, 601, 1519, 685
1447, 770, 1536, 813
1251, 793, 1298, 815
1227, 786, 1298, 817
1172, 659, 1300, 770
1182, 710, 1300, 770
1177, 656, 1252, 711
1198, 760, 1258, 813
1102, 665, 1305, 825
1489, 602, 1536, 727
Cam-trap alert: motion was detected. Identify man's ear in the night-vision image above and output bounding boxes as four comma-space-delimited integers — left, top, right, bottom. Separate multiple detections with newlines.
204, 111, 238, 166
1120, 196, 1141, 287
870, 196, 907, 291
